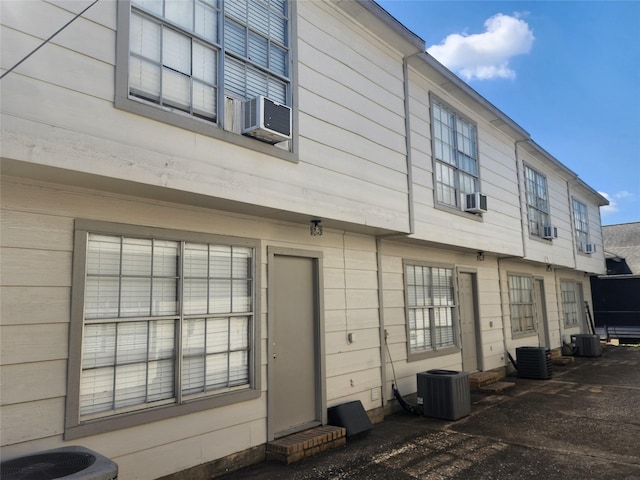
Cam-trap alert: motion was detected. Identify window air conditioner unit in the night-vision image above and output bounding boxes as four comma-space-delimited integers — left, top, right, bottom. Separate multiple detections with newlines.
242, 95, 291, 144
542, 225, 558, 239
465, 192, 487, 213
0, 446, 118, 480
584, 243, 596, 254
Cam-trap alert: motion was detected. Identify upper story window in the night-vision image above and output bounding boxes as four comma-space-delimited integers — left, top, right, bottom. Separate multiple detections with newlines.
524, 165, 550, 238
404, 262, 457, 360
66, 221, 260, 439
572, 199, 590, 252
116, 0, 292, 155
431, 98, 479, 211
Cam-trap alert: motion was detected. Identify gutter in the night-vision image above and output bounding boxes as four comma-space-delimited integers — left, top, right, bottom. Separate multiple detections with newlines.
402, 50, 422, 236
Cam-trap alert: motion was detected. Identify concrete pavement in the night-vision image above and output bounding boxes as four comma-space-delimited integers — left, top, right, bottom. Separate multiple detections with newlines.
222, 345, 640, 479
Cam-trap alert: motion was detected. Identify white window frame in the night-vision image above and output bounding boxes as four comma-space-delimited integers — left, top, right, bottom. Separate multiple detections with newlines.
508, 273, 537, 337
403, 261, 459, 361
65, 220, 261, 440
430, 94, 481, 216
524, 165, 550, 238
114, 0, 297, 162
572, 198, 590, 253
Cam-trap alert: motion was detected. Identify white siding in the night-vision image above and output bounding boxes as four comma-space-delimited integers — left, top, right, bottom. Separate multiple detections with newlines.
1, 0, 411, 233
407, 68, 524, 256
518, 149, 579, 268
0, 176, 385, 478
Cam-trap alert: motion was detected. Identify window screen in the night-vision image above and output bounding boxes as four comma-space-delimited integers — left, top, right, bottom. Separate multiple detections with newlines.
405, 264, 456, 354
524, 166, 550, 237
432, 100, 479, 209
128, 0, 289, 122
80, 233, 255, 419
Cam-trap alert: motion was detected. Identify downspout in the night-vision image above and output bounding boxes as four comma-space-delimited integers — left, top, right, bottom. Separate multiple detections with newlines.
497, 257, 510, 372
566, 178, 578, 270
377, 50, 422, 411
376, 237, 387, 409
514, 140, 528, 259
500, 141, 529, 371
402, 51, 421, 236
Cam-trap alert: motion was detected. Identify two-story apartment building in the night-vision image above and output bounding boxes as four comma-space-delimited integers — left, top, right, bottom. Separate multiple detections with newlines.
1, 1, 607, 478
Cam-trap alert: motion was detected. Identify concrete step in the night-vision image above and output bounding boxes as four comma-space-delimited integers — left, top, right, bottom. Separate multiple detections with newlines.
266, 425, 346, 464
552, 356, 575, 366
479, 381, 516, 394
469, 371, 500, 390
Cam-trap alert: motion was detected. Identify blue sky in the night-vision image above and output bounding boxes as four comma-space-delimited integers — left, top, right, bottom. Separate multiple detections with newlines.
377, 0, 640, 226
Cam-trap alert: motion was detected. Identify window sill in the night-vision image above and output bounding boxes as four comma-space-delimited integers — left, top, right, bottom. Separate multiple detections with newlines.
511, 331, 538, 340
563, 324, 581, 330
407, 346, 460, 363
114, 94, 298, 164
529, 234, 554, 244
434, 202, 484, 222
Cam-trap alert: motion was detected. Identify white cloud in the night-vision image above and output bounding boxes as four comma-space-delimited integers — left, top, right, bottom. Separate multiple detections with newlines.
427, 13, 535, 81
599, 191, 618, 215
600, 190, 637, 216
614, 190, 635, 200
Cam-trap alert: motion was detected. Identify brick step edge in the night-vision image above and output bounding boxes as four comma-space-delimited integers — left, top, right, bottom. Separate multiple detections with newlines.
469, 372, 500, 389
266, 426, 346, 465
552, 356, 575, 366
479, 381, 516, 394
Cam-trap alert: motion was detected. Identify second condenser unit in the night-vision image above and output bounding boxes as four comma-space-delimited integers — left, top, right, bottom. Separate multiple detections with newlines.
417, 369, 471, 420
572, 334, 603, 357
515, 346, 552, 379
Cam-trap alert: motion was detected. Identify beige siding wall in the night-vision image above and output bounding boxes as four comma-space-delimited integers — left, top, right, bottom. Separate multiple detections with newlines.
407, 68, 524, 256
498, 259, 564, 353
379, 241, 506, 400
0, 176, 383, 478
570, 186, 607, 275
518, 149, 577, 268
1, 0, 410, 233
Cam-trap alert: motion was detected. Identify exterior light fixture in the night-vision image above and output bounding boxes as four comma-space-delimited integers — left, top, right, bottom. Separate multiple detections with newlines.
310, 219, 323, 236
476, 251, 485, 261
546, 264, 553, 272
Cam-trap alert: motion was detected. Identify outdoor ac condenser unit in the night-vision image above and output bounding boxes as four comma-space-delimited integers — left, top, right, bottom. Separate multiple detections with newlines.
516, 346, 552, 380
0, 446, 118, 480
572, 334, 602, 357
465, 192, 487, 213
242, 95, 291, 144
417, 369, 471, 420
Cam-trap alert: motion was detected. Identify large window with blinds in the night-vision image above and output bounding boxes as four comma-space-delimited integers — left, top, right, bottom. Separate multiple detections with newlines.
430, 96, 480, 211
524, 165, 550, 238
572, 199, 590, 253
404, 262, 458, 359
115, 0, 292, 150
561, 280, 580, 327
66, 221, 260, 438
508, 274, 536, 336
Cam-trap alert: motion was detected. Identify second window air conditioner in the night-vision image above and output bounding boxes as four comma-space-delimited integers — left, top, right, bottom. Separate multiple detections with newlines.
542, 225, 558, 239
465, 192, 488, 213
584, 243, 596, 254
242, 96, 291, 144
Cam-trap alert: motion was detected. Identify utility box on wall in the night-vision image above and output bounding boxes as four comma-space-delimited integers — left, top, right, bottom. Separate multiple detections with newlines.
417, 369, 471, 420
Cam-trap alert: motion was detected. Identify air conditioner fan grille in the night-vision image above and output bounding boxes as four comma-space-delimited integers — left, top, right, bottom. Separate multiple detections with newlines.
1, 451, 95, 480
